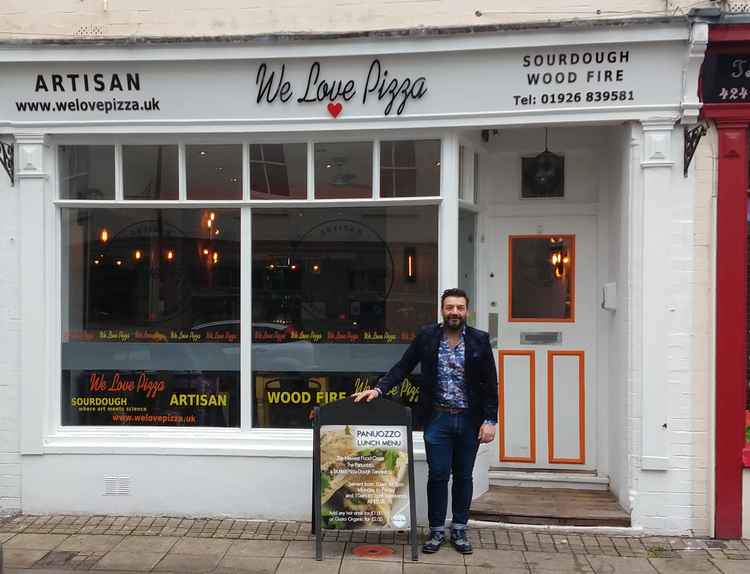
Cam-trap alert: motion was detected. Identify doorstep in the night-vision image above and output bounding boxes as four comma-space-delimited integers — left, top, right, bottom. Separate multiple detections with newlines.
470, 486, 631, 527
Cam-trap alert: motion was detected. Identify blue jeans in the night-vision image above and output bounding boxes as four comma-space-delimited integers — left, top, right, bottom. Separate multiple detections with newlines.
423, 410, 479, 529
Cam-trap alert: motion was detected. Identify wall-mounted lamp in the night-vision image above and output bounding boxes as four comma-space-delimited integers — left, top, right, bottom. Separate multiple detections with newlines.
549, 237, 569, 279
404, 247, 417, 282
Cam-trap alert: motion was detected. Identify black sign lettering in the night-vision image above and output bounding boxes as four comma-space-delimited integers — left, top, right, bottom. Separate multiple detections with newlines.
255, 59, 428, 116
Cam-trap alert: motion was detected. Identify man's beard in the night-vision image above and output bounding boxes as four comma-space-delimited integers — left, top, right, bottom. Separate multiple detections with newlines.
444, 315, 465, 331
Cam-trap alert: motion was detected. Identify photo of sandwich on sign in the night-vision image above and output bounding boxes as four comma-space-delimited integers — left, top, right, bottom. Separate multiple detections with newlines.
319, 425, 410, 530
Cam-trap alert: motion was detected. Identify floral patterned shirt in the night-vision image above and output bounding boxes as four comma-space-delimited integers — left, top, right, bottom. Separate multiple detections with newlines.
435, 327, 469, 409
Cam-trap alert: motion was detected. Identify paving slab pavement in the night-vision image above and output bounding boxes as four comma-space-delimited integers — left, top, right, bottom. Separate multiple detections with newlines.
1, 515, 750, 573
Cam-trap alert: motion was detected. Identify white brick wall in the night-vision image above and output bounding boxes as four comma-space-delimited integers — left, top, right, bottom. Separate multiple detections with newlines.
0, 161, 23, 515
628, 128, 715, 535
0, 0, 711, 40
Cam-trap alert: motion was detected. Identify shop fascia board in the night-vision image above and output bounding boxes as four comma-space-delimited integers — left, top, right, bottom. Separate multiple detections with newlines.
40, 430, 429, 459
1, 107, 686, 135
0, 22, 690, 63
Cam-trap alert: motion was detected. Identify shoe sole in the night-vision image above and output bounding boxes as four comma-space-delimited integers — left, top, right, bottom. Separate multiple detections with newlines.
451, 542, 473, 554
422, 543, 444, 553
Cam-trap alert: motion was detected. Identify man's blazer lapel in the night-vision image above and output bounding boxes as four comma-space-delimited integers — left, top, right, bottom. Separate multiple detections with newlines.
464, 327, 474, 383
427, 324, 442, 379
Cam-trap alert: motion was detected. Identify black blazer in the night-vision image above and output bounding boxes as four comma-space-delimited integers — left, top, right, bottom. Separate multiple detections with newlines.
375, 323, 498, 431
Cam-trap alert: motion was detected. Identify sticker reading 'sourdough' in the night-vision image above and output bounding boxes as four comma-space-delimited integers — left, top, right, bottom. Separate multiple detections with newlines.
319, 425, 410, 530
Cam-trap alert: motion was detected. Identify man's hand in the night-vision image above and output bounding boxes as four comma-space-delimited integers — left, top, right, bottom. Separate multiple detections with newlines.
478, 423, 496, 444
352, 389, 380, 403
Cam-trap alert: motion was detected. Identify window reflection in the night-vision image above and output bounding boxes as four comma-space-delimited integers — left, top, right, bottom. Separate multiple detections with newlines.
250, 143, 307, 200
123, 145, 179, 200
186, 145, 242, 200
59, 145, 115, 200
380, 140, 440, 198
315, 142, 373, 199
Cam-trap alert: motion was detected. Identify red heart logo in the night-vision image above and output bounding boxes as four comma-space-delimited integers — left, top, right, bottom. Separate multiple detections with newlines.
327, 102, 343, 118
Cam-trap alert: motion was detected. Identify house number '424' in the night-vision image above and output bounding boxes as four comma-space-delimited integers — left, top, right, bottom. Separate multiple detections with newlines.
719, 87, 750, 100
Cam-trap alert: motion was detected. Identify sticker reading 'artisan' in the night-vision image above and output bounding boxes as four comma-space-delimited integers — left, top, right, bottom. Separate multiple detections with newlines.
34, 73, 141, 92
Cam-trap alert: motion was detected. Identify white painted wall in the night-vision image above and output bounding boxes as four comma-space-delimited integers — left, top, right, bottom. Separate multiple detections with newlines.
0, 1, 711, 40
626, 123, 714, 535
22, 454, 430, 520
0, 156, 22, 515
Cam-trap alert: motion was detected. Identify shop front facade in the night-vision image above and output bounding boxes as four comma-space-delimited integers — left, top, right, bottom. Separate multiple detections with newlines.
0, 19, 714, 534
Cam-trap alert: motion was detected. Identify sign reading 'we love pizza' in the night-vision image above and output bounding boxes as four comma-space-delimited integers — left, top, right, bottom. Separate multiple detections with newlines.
255, 59, 428, 117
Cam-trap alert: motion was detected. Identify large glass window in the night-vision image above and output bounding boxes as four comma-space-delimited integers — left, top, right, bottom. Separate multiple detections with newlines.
59, 145, 115, 200
61, 208, 240, 426
251, 206, 438, 428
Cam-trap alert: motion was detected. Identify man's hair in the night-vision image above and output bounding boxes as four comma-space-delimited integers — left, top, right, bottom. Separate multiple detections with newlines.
441, 288, 470, 308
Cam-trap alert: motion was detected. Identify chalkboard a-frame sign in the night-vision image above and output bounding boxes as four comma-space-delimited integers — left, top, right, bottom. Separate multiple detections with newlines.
312, 398, 418, 561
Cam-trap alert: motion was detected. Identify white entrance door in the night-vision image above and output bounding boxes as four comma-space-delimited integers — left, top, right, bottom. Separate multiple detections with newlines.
488, 216, 596, 470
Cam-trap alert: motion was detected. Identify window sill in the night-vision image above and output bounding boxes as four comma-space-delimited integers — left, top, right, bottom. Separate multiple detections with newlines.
42, 428, 427, 459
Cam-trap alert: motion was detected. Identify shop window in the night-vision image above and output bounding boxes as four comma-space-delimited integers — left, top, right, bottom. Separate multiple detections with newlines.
251, 205, 438, 428
509, 235, 575, 322
186, 145, 242, 200
250, 143, 307, 200
123, 145, 179, 200
61, 208, 240, 427
59, 145, 115, 200
315, 142, 372, 199
379, 140, 440, 198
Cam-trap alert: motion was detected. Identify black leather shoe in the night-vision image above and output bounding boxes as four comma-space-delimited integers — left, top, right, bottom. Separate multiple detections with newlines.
450, 528, 473, 554
422, 531, 445, 553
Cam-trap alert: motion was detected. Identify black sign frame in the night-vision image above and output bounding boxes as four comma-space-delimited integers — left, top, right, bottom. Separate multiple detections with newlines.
312, 397, 418, 561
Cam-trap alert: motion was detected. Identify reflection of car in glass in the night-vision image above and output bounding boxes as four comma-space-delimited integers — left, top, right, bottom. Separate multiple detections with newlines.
190, 320, 318, 372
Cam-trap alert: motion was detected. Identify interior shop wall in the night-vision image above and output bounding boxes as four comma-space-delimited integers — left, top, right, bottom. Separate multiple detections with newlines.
0, 1, 706, 40
21, 454, 429, 520
0, 168, 22, 513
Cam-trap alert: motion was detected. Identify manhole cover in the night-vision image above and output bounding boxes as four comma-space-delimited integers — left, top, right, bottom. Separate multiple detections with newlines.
352, 544, 395, 558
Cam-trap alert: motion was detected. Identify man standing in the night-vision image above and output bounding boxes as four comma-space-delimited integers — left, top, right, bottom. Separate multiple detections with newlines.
353, 288, 498, 555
